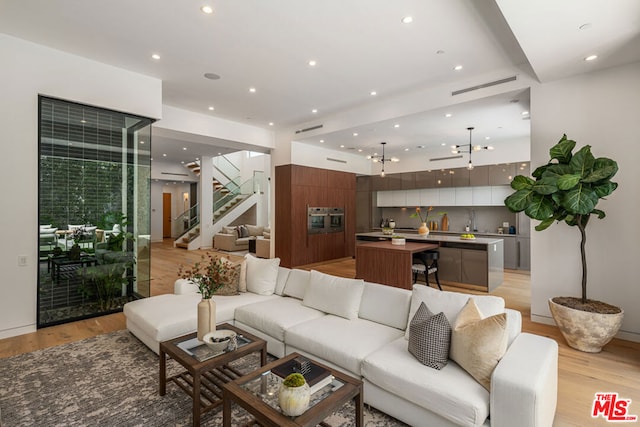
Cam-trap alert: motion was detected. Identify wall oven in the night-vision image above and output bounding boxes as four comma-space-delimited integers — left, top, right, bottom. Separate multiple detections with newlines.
308, 206, 344, 234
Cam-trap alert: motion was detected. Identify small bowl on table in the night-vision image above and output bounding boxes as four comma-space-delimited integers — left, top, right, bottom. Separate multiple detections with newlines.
202, 330, 237, 353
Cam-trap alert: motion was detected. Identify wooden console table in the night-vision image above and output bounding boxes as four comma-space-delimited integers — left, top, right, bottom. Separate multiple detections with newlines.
355, 241, 438, 290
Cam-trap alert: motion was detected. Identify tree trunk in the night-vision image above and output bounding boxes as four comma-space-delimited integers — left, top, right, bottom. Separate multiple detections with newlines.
577, 215, 587, 303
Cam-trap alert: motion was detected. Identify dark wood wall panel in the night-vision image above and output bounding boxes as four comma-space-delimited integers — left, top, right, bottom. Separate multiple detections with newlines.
275, 164, 356, 268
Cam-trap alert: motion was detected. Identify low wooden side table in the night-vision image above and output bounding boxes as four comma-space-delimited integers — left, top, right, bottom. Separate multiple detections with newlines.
159, 323, 267, 426
223, 352, 363, 426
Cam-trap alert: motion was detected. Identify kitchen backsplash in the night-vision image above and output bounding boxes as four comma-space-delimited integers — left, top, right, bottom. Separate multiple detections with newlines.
378, 206, 517, 234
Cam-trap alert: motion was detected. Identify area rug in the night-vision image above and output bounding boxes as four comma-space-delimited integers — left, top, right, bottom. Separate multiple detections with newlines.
0, 331, 406, 426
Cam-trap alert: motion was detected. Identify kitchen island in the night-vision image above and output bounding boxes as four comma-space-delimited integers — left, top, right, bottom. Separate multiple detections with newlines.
356, 232, 504, 292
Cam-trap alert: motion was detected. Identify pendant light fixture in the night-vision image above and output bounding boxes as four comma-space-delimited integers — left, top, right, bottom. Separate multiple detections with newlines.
367, 142, 399, 177
451, 127, 494, 170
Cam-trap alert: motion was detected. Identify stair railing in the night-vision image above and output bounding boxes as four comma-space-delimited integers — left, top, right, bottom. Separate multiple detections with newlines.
175, 203, 200, 235
212, 175, 259, 222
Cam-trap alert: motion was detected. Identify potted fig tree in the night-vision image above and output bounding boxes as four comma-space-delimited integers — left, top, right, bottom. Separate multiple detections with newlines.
504, 134, 622, 353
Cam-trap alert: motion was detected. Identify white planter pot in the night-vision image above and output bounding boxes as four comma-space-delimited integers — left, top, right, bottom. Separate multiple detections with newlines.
548, 297, 624, 353
278, 383, 310, 416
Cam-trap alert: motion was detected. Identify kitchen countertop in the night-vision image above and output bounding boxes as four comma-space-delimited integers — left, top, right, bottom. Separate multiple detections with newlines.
357, 231, 503, 245
372, 228, 525, 238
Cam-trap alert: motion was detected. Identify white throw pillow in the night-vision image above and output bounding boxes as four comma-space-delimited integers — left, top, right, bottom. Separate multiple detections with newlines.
282, 269, 311, 300
244, 254, 280, 295
302, 270, 364, 319
405, 285, 505, 339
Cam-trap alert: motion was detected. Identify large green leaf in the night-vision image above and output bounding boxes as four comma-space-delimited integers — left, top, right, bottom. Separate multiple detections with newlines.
535, 217, 555, 231
562, 183, 598, 214
583, 157, 618, 182
593, 181, 618, 198
542, 163, 573, 178
592, 209, 606, 219
532, 164, 550, 179
569, 145, 595, 177
524, 193, 556, 220
532, 176, 558, 195
504, 189, 532, 212
549, 136, 575, 163
557, 173, 581, 190
510, 175, 534, 190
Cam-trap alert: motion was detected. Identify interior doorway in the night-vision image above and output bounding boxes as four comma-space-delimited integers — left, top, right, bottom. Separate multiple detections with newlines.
163, 193, 172, 238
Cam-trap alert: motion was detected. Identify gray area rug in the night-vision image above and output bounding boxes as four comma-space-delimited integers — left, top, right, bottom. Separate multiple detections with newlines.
0, 330, 406, 426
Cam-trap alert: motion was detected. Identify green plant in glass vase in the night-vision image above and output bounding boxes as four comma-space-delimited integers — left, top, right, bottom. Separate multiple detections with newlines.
504, 134, 622, 352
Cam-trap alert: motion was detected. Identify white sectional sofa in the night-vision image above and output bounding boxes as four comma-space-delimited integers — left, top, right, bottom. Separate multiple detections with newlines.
123, 255, 558, 427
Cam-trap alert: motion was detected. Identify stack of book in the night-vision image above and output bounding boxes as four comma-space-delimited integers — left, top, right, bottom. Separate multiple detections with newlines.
272, 357, 334, 395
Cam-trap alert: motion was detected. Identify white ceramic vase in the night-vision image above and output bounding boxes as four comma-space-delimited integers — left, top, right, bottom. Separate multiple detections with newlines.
197, 298, 216, 341
278, 383, 311, 417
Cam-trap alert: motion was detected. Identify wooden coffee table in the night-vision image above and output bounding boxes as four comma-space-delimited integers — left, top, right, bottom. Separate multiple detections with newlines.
222, 352, 363, 427
159, 323, 267, 426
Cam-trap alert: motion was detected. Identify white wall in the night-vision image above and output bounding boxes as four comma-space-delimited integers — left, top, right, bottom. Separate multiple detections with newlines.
290, 141, 372, 175
530, 61, 640, 342
0, 34, 162, 339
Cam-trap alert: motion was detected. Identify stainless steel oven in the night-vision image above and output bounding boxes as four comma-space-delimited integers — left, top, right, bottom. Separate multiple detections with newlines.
308, 207, 344, 234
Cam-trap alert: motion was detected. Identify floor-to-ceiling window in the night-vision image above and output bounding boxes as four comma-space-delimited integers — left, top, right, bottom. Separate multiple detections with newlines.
38, 96, 152, 327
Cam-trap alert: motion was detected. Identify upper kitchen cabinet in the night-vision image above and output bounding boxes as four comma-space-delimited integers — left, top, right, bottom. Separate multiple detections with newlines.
356, 175, 370, 192
469, 165, 490, 186
489, 164, 517, 185
415, 170, 436, 188
515, 161, 531, 177
401, 172, 416, 190
451, 169, 470, 187
434, 170, 453, 187
370, 173, 402, 191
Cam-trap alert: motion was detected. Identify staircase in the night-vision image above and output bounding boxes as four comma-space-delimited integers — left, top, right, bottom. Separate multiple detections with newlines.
213, 194, 248, 221
175, 226, 200, 249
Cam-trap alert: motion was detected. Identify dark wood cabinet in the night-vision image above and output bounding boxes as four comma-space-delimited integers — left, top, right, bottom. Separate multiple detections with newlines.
356, 176, 370, 192
489, 164, 517, 185
452, 169, 470, 187
275, 164, 356, 268
415, 170, 436, 188
469, 165, 490, 186
401, 172, 416, 190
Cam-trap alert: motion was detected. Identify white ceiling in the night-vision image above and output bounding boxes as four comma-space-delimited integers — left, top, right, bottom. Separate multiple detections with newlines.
1, 0, 638, 162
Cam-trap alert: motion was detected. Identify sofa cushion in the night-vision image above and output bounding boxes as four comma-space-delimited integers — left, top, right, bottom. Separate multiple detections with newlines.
244, 254, 280, 295
214, 257, 241, 296
285, 315, 404, 376
359, 282, 411, 330
405, 285, 504, 339
274, 267, 290, 296
450, 299, 508, 391
246, 224, 264, 237
237, 224, 250, 238
234, 297, 325, 341
302, 270, 364, 320
222, 226, 236, 235
361, 337, 490, 427
408, 302, 451, 370
282, 269, 311, 299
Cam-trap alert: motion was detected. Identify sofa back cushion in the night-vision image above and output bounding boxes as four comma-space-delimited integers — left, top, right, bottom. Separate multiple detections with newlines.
246, 224, 264, 237
222, 226, 236, 235
404, 285, 505, 339
359, 281, 412, 330
283, 269, 311, 299
274, 267, 290, 295
244, 254, 280, 295
302, 270, 364, 319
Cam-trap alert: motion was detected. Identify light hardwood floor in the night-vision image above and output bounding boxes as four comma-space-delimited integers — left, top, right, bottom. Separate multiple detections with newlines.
1, 240, 638, 426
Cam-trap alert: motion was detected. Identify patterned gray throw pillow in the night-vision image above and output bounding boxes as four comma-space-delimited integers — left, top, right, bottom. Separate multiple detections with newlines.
408, 301, 452, 370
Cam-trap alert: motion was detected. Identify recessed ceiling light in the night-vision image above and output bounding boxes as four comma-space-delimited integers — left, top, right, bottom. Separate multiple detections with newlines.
454, 65, 463, 71
353, 132, 358, 136
485, 136, 491, 140
319, 140, 324, 143
151, 54, 160, 60
340, 145, 345, 148
404, 148, 409, 151
417, 145, 425, 149
183, 147, 187, 151
268, 122, 274, 126
308, 60, 317, 67
204, 73, 221, 80
370, 91, 377, 96
358, 149, 363, 152
394, 124, 400, 128
584, 54, 598, 61
312, 109, 318, 113
445, 113, 452, 118
208, 106, 215, 111
401, 16, 413, 24
522, 111, 529, 116
162, 153, 167, 157
201, 5, 214, 14
181, 161, 184, 164
249, 87, 256, 93
441, 143, 446, 146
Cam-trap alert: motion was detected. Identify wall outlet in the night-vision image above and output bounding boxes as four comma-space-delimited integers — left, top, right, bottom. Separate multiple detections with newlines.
18, 255, 27, 266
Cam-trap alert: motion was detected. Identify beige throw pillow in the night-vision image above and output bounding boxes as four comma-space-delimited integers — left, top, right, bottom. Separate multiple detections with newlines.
450, 299, 508, 391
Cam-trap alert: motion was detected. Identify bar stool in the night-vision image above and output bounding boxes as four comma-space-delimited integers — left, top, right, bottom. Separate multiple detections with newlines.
411, 250, 441, 290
